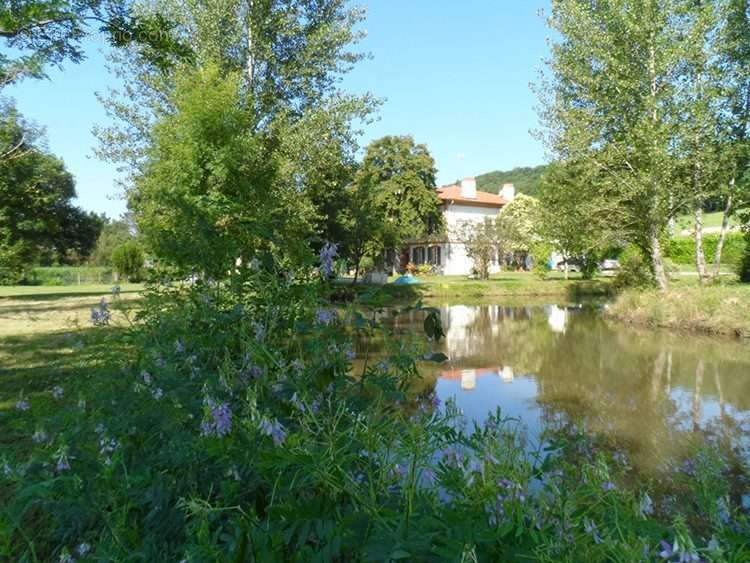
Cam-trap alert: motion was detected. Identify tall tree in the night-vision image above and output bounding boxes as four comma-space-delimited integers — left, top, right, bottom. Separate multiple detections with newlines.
0, 101, 100, 281
352, 135, 443, 248
95, 0, 376, 258
539, 0, 689, 290
674, 0, 724, 284
132, 63, 312, 276
714, 0, 750, 275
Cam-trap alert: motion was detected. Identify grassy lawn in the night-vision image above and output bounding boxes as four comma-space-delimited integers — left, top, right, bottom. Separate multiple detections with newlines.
675, 210, 737, 232
0, 292, 138, 413
0, 283, 143, 299
366, 271, 613, 300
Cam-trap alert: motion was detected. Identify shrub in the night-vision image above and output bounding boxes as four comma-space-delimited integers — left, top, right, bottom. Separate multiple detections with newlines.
111, 241, 144, 282
738, 234, 750, 282
612, 245, 654, 291
665, 233, 746, 266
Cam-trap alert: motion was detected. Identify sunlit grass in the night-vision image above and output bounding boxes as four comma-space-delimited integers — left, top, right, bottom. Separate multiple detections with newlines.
0, 283, 143, 299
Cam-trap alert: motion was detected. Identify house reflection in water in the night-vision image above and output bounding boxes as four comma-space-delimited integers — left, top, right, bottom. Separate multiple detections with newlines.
439, 366, 516, 390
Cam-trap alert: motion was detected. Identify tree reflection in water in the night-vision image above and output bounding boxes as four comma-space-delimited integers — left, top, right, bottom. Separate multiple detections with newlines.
375, 302, 750, 476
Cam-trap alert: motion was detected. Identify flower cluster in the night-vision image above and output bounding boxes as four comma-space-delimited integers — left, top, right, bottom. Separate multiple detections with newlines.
318, 242, 338, 277
90, 298, 111, 326
200, 398, 233, 438
259, 418, 286, 446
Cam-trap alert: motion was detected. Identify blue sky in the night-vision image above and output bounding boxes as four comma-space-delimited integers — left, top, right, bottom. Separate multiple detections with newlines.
6, 1, 550, 218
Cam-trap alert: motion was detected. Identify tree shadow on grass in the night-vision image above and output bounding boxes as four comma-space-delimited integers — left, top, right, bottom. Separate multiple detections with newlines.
0, 326, 133, 407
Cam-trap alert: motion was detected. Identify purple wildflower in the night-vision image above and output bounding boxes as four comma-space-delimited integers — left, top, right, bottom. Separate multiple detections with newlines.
315, 308, 337, 325
141, 371, 152, 385
602, 481, 617, 492
175, 339, 185, 354
290, 392, 306, 413
152, 387, 164, 400
56, 452, 71, 472
345, 348, 356, 361
681, 458, 697, 476
583, 518, 602, 544
52, 386, 64, 400
431, 394, 441, 409
15, 398, 30, 411
77, 542, 91, 556
201, 400, 233, 438
640, 493, 654, 516
318, 242, 338, 277
90, 298, 111, 326
259, 418, 286, 446
422, 467, 436, 484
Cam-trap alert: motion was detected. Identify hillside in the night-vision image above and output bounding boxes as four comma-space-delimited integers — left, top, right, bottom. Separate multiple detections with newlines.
475, 164, 548, 197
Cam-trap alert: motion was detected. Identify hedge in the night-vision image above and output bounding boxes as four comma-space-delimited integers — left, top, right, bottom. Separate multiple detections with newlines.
665, 232, 746, 266
25, 266, 116, 286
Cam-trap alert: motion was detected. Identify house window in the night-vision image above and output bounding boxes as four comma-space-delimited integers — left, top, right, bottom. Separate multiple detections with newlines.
427, 245, 442, 266
412, 246, 425, 265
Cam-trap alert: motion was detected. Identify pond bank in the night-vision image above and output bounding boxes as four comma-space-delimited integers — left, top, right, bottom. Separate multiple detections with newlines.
343, 273, 612, 304
605, 285, 750, 339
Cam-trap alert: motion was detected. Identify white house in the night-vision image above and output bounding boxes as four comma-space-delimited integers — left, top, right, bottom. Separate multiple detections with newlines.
403, 177, 515, 276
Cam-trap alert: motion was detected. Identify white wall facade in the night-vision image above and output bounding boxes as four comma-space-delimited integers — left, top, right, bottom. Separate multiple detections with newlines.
444, 203, 503, 276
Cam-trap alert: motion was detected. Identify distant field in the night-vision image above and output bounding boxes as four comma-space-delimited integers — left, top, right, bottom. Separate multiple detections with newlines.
0, 283, 143, 299
675, 211, 738, 232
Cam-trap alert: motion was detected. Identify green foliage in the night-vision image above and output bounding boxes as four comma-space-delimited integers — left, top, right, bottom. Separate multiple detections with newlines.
355, 135, 443, 244
90, 217, 135, 266
2, 272, 749, 560
738, 233, 750, 282
133, 63, 313, 276
111, 241, 144, 282
0, 0, 190, 88
456, 218, 500, 280
0, 101, 103, 284
475, 164, 548, 197
97, 0, 376, 273
344, 136, 443, 277
531, 241, 554, 280
665, 233, 746, 266
497, 193, 540, 253
25, 266, 115, 286
612, 246, 655, 291
537, 0, 746, 289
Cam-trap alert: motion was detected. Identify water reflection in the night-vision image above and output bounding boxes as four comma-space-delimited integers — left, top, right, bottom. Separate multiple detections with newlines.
389, 303, 750, 473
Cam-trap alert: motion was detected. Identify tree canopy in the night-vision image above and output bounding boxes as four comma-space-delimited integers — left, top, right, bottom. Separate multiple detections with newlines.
475, 165, 548, 198
0, 101, 101, 282
0, 0, 190, 88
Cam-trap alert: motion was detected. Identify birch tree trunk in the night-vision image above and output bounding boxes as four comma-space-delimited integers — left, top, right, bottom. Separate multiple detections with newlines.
713, 182, 733, 277
650, 226, 669, 291
694, 203, 710, 284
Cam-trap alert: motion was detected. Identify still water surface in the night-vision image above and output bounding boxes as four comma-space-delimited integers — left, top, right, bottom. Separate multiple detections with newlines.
389, 303, 750, 472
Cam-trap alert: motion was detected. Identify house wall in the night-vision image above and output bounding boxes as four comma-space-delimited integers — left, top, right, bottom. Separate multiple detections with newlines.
403, 203, 504, 276
443, 203, 502, 276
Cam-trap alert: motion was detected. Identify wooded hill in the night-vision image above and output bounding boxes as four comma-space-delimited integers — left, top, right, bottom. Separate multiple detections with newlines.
475, 164, 548, 197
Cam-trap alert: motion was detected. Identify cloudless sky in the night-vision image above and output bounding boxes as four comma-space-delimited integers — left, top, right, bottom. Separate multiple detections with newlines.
6, 0, 551, 218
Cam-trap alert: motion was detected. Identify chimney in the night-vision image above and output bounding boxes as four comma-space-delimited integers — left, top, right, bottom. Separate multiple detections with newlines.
460, 177, 476, 199
500, 183, 515, 202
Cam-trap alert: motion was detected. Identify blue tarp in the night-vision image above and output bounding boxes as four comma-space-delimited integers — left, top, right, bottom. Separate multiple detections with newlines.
393, 274, 420, 285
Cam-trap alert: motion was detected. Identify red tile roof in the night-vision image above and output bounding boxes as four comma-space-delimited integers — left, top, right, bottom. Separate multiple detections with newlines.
437, 184, 508, 208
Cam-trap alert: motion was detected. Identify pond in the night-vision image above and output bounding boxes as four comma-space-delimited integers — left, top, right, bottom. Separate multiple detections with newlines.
381, 302, 750, 474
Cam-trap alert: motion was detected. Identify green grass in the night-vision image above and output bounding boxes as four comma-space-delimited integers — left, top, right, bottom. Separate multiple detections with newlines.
375, 271, 613, 300
0, 283, 143, 299
675, 210, 738, 232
